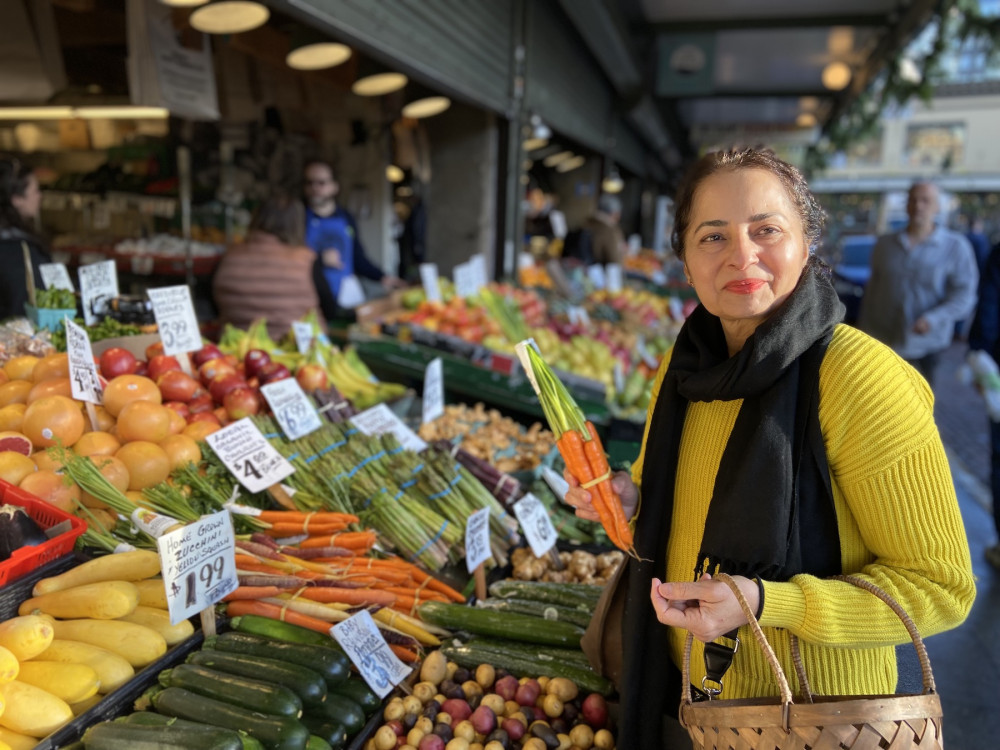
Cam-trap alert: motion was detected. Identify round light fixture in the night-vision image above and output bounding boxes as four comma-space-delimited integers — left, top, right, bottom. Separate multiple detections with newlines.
556, 155, 586, 173
821, 61, 851, 91
522, 137, 548, 152
159, 0, 209, 6
386, 165, 405, 183
190, 1, 269, 34
286, 42, 351, 71
352, 72, 408, 97
796, 112, 818, 128
543, 150, 574, 168
401, 96, 451, 119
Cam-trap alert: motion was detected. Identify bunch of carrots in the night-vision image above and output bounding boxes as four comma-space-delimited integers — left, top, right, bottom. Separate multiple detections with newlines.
515, 341, 637, 558
222, 510, 464, 663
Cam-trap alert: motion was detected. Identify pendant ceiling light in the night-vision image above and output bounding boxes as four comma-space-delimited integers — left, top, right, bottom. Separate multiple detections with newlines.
543, 150, 573, 168
386, 165, 405, 183
821, 61, 851, 91
286, 29, 351, 71
796, 112, 818, 128
402, 95, 451, 119
190, 1, 269, 35
601, 163, 624, 194
556, 155, 586, 173
352, 68, 408, 96
522, 137, 549, 152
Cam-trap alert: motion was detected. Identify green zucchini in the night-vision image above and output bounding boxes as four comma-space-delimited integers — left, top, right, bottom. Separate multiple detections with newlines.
152, 686, 310, 750
188, 650, 326, 707
207, 632, 349, 687
306, 736, 332, 750
299, 718, 346, 749
117, 713, 265, 750
159, 664, 303, 717
306, 694, 365, 736
230, 615, 339, 649
84, 720, 244, 750
477, 597, 592, 628
487, 580, 602, 608
418, 601, 584, 647
464, 636, 593, 669
329, 677, 379, 715
440, 644, 613, 696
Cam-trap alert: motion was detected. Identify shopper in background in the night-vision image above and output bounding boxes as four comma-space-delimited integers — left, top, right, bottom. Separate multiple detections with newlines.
213, 194, 322, 340
302, 160, 404, 320
0, 156, 50, 320
583, 193, 625, 266
564, 148, 974, 747
857, 181, 978, 386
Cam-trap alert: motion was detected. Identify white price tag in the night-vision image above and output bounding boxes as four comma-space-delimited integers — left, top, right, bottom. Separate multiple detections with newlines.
628, 234, 642, 254
468, 254, 489, 291
606, 263, 624, 293
39, 263, 74, 291
613, 360, 625, 394
453, 262, 477, 299
131, 508, 180, 538
541, 466, 570, 503
331, 610, 412, 698
148, 285, 202, 355
422, 357, 444, 425
513, 493, 558, 557
337, 275, 366, 309
652, 270, 668, 285
668, 295, 685, 321
92, 201, 111, 230
419, 263, 441, 303
260, 379, 323, 440
636, 337, 658, 369
567, 306, 591, 327
205, 418, 295, 494
464, 507, 493, 574
351, 403, 427, 453
587, 264, 606, 290
517, 252, 535, 270
77, 260, 118, 325
64, 318, 103, 404
292, 321, 314, 355
157, 510, 238, 626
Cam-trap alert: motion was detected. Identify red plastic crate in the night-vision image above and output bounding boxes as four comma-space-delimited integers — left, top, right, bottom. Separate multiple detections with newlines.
0, 479, 86, 586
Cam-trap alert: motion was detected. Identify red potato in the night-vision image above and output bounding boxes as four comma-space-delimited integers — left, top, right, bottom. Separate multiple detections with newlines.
581, 693, 608, 729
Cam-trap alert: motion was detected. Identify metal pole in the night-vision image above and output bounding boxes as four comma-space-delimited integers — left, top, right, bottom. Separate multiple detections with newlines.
177, 144, 194, 289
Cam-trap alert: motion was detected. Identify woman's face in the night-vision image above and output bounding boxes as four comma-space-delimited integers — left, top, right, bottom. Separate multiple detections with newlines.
683, 168, 809, 350
11, 174, 40, 221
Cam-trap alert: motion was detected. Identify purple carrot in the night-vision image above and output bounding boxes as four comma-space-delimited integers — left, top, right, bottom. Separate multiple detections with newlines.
309, 578, 370, 589
250, 533, 281, 550
237, 574, 309, 588
280, 546, 353, 559
236, 540, 284, 560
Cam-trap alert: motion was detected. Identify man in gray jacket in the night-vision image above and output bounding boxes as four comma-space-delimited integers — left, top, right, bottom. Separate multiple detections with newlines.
858, 181, 979, 385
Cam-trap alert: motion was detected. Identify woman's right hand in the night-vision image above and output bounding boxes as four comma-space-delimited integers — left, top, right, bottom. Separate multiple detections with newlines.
563, 469, 638, 523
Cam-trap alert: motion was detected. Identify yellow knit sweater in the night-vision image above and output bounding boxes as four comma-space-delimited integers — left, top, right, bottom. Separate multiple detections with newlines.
630, 323, 975, 698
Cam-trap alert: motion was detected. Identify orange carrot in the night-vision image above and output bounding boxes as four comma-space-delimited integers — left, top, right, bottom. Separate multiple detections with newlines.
258, 510, 359, 525
223, 586, 284, 601
224, 599, 337, 636
380, 586, 448, 603
298, 587, 398, 607
583, 421, 635, 554
299, 532, 377, 551
389, 643, 419, 663
236, 560, 287, 576
263, 522, 349, 537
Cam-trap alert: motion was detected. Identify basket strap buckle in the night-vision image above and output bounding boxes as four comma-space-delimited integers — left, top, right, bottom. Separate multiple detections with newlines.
702, 628, 740, 699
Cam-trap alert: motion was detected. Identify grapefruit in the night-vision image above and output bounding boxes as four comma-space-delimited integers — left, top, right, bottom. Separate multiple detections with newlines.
74, 431, 121, 458
19, 470, 80, 513
159, 434, 201, 471
21, 395, 86, 449
115, 442, 170, 491
27, 377, 73, 404
116, 402, 171, 444
0, 404, 26, 432
0, 380, 34, 407
182, 420, 220, 441
83, 405, 115, 433
3, 355, 40, 381
102, 375, 161, 418
32, 449, 67, 472
0, 431, 32, 456
0, 451, 36, 485
32, 354, 70, 383
166, 408, 186, 436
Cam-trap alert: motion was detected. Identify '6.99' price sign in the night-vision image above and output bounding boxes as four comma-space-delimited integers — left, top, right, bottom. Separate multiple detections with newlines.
260, 379, 323, 440
205, 418, 294, 494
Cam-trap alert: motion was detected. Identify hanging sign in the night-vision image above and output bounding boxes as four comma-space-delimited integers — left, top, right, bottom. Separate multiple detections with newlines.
422, 358, 444, 425
205, 418, 295, 494
260, 379, 323, 440
468, 254, 489, 291
513, 493, 558, 557
39, 263, 74, 291
292, 321, 314, 355
64, 318, 103, 404
453, 262, 477, 299
147, 285, 202, 355
351, 403, 427, 453
78, 260, 118, 325
419, 263, 441, 303
331, 610, 412, 697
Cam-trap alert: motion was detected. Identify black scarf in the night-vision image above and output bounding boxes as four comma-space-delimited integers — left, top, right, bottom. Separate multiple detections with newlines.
617, 258, 844, 748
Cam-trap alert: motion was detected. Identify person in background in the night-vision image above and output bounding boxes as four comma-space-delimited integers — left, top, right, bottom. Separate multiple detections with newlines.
0, 156, 50, 320
564, 148, 974, 747
213, 194, 323, 340
583, 193, 625, 266
857, 181, 978, 386
302, 160, 404, 320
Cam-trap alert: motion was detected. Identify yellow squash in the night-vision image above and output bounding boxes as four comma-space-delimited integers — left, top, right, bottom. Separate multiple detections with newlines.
18, 580, 139, 620
49, 619, 166, 668
31, 550, 161, 596
35, 639, 134, 694
0, 616, 54, 661
0, 680, 73, 738
133, 578, 168, 609
0, 728, 36, 750
116, 605, 193, 646
68, 692, 103, 716
15, 662, 99, 704
0, 647, 17, 685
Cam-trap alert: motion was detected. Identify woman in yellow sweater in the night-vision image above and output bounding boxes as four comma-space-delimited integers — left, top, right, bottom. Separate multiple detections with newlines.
566, 147, 975, 747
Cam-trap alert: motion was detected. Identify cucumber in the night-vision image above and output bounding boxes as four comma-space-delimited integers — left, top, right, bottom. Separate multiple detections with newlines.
299, 718, 346, 749
208, 633, 349, 687
119, 713, 266, 750
305, 736, 331, 750
152, 686, 310, 750
188, 650, 326, 707
477, 597, 592, 628
329, 678, 379, 715
84, 720, 244, 750
160, 664, 303, 718
487, 580, 602, 608
306, 694, 365, 736
440, 644, 613, 696
418, 601, 584, 647
230, 615, 338, 649
464, 636, 594, 669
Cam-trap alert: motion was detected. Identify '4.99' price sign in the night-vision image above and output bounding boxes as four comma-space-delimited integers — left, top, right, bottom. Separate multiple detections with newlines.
147, 285, 202, 355
205, 418, 294, 494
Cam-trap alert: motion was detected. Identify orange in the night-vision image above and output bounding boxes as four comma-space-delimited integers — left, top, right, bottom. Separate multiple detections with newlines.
115, 441, 170, 491
0, 380, 34, 407
116, 401, 171, 444
159, 434, 201, 471
21, 395, 86, 449
0, 370, 8, 387
83, 405, 115, 434
74, 431, 121, 458
0, 404, 26, 432
102, 375, 161, 418
19, 470, 80, 513
0, 431, 32, 456
3, 355, 40, 381
32, 449, 67, 472
166, 409, 186, 436
27, 377, 73, 404
0, 451, 36, 485
80, 455, 130, 509
182, 421, 220, 441
32, 353, 70, 383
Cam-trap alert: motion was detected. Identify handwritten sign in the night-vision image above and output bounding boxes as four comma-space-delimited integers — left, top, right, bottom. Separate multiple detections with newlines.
351, 403, 427, 453
613, 360, 625, 394
419, 263, 441, 303
453, 262, 476, 299
260, 379, 323, 440
148, 285, 202, 355
157, 510, 237, 626
78, 260, 118, 325
468, 254, 489, 291
464, 507, 492, 573
39, 263, 74, 291
292, 321, 314, 355
587, 264, 606, 290
422, 357, 444, 425
513, 493, 558, 557
606, 263, 623, 293
64, 318, 103, 404
337, 275, 366, 309
636, 337, 658, 369
331, 610, 412, 697
205, 418, 295, 494
567, 306, 591, 327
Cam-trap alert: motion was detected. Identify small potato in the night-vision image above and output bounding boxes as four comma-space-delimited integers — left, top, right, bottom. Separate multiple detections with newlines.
374, 726, 398, 750
542, 694, 564, 718
403, 695, 423, 715
546, 677, 579, 703
421, 650, 448, 685
453, 719, 476, 741
475, 663, 495, 689
413, 681, 437, 703
384, 698, 405, 721
594, 728, 615, 750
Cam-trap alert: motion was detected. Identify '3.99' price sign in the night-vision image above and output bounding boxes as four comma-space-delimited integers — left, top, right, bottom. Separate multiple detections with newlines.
147, 285, 202, 355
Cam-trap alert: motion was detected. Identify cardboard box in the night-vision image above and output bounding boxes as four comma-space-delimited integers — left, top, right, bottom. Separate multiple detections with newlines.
90, 333, 162, 359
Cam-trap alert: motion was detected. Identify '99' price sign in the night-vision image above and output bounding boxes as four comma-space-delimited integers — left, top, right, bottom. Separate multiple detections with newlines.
205, 418, 295, 494
147, 285, 202, 355
157, 510, 238, 625
260, 379, 323, 440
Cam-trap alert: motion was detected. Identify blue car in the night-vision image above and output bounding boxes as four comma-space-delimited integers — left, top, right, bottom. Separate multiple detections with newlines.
831, 234, 876, 324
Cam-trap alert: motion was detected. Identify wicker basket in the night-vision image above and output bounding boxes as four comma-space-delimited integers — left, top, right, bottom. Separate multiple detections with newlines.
679, 573, 944, 750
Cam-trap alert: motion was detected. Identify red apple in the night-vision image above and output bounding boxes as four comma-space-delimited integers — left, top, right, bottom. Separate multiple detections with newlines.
157, 370, 203, 403
224, 386, 261, 420
257, 362, 291, 385
147, 354, 182, 382
99, 347, 137, 379
187, 393, 214, 414
191, 343, 223, 367
243, 349, 272, 379
133, 360, 149, 377
295, 364, 328, 392
145, 341, 165, 361
188, 411, 221, 427
163, 401, 190, 421
199, 358, 236, 385
209, 373, 247, 404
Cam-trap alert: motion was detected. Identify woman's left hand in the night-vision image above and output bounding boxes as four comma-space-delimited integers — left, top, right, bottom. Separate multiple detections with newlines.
649, 573, 759, 643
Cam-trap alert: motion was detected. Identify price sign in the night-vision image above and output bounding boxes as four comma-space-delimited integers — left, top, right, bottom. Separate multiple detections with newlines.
627, 234, 642, 255
39, 263, 74, 291
260, 379, 323, 440
668, 295, 684, 321
567, 306, 591, 327
422, 357, 444, 425
64, 318, 103, 404
636, 337, 658, 369
92, 201, 111, 230
148, 285, 202, 355
651, 270, 668, 286
205, 418, 295, 494
157, 510, 238, 626
78, 260, 118, 325
337, 275, 366, 309
351, 403, 427, 453
453, 262, 477, 299
419, 263, 441, 303
517, 252, 535, 270
292, 321, 314, 355
587, 264, 606, 290
464, 507, 492, 573
513, 493, 558, 557
606, 263, 624, 293
468, 254, 489, 291
613, 360, 625, 394
331, 610, 411, 697
541, 466, 570, 502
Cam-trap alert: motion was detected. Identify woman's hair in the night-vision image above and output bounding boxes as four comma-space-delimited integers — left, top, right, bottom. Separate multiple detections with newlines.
250, 193, 305, 247
670, 147, 825, 259
0, 156, 37, 235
